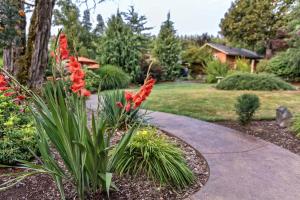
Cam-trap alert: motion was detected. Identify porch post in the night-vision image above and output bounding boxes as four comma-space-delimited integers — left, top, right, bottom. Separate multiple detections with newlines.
251, 59, 255, 73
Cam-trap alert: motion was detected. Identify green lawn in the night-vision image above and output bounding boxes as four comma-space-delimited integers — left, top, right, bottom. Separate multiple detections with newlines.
0, 57, 3, 66
143, 82, 300, 121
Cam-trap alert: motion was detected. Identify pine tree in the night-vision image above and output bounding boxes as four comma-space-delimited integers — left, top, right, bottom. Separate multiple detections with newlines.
153, 12, 181, 81
99, 11, 142, 81
93, 14, 105, 36
82, 9, 92, 32
220, 0, 294, 51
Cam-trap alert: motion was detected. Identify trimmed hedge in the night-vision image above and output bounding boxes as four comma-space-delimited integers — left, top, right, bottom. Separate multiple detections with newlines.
216, 73, 295, 91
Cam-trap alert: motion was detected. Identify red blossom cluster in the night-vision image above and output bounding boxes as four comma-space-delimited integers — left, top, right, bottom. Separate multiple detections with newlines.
0, 74, 26, 104
51, 33, 90, 97
117, 78, 155, 112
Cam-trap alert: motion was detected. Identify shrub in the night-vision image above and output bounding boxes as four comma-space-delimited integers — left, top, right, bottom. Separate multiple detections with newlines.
256, 59, 270, 73
205, 60, 229, 83
84, 68, 101, 93
0, 94, 37, 164
216, 72, 295, 91
235, 59, 251, 72
115, 127, 195, 189
235, 94, 260, 125
95, 65, 130, 91
266, 50, 300, 82
291, 115, 300, 137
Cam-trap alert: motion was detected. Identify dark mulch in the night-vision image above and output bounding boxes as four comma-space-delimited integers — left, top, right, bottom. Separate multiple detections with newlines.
0, 131, 209, 200
217, 120, 300, 155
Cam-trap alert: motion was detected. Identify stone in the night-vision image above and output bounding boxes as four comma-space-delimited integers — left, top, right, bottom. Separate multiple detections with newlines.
276, 106, 293, 128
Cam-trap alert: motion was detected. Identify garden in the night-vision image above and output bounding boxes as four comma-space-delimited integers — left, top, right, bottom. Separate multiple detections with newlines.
0, 0, 300, 200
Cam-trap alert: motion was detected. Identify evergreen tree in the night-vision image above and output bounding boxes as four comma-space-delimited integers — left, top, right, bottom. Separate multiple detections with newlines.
99, 11, 142, 81
220, 0, 294, 51
93, 14, 105, 36
153, 12, 181, 81
82, 9, 92, 31
122, 6, 152, 53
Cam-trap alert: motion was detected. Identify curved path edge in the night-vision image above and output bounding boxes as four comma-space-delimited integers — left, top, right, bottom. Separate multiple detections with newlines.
146, 111, 300, 200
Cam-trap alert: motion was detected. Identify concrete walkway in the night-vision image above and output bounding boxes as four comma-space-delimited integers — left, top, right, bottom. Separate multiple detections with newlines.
86, 96, 300, 200
147, 111, 300, 200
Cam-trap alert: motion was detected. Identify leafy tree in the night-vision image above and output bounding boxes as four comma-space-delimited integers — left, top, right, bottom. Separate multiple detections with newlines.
220, 0, 294, 51
93, 14, 105, 36
82, 9, 92, 31
153, 12, 181, 81
99, 11, 142, 82
180, 33, 214, 47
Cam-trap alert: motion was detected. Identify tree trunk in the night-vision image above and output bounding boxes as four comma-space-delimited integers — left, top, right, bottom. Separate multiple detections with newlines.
28, 0, 56, 89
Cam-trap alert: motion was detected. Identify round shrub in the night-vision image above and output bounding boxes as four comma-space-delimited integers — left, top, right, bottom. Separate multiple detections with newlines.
95, 65, 130, 91
235, 94, 260, 125
84, 68, 101, 93
216, 73, 295, 91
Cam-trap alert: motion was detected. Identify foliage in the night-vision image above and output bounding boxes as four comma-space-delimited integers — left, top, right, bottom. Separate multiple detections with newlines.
291, 115, 300, 137
235, 94, 260, 125
93, 14, 105, 36
100, 90, 143, 129
84, 68, 101, 93
0, 94, 37, 164
153, 12, 182, 81
220, 0, 294, 50
98, 12, 142, 82
205, 60, 229, 83
235, 59, 251, 72
216, 72, 295, 91
181, 44, 212, 78
180, 33, 214, 47
115, 127, 195, 189
0, 0, 23, 48
95, 65, 130, 91
256, 59, 270, 73
82, 9, 92, 32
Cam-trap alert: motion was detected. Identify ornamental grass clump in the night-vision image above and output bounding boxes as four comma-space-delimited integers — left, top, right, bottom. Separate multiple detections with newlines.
0, 32, 156, 200
115, 127, 195, 189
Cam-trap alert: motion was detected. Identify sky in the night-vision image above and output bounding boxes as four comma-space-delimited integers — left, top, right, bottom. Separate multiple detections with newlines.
83, 0, 233, 36
26, 0, 233, 36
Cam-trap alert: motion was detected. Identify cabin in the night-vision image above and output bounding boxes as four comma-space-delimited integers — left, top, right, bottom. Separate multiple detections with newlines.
202, 43, 263, 73
76, 57, 100, 70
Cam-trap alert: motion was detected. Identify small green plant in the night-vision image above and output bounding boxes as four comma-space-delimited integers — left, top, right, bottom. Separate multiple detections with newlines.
216, 72, 295, 91
235, 94, 260, 125
115, 127, 195, 189
235, 59, 251, 72
291, 115, 300, 137
205, 60, 229, 83
95, 65, 131, 91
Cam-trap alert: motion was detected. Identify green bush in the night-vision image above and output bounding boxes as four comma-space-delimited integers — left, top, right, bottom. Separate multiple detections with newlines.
115, 127, 195, 189
235, 59, 251, 72
266, 50, 300, 82
84, 68, 101, 93
216, 73, 295, 91
256, 59, 269, 73
0, 95, 37, 164
291, 115, 300, 137
95, 65, 130, 91
235, 94, 260, 125
205, 60, 229, 83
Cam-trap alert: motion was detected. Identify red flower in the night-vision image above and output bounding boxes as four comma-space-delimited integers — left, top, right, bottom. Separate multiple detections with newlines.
17, 95, 26, 101
4, 92, 15, 97
70, 69, 85, 82
68, 57, 82, 73
0, 75, 7, 87
71, 80, 85, 93
125, 103, 131, 112
59, 33, 69, 60
125, 91, 133, 101
80, 88, 91, 97
116, 102, 124, 108
0, 86, 10, 91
